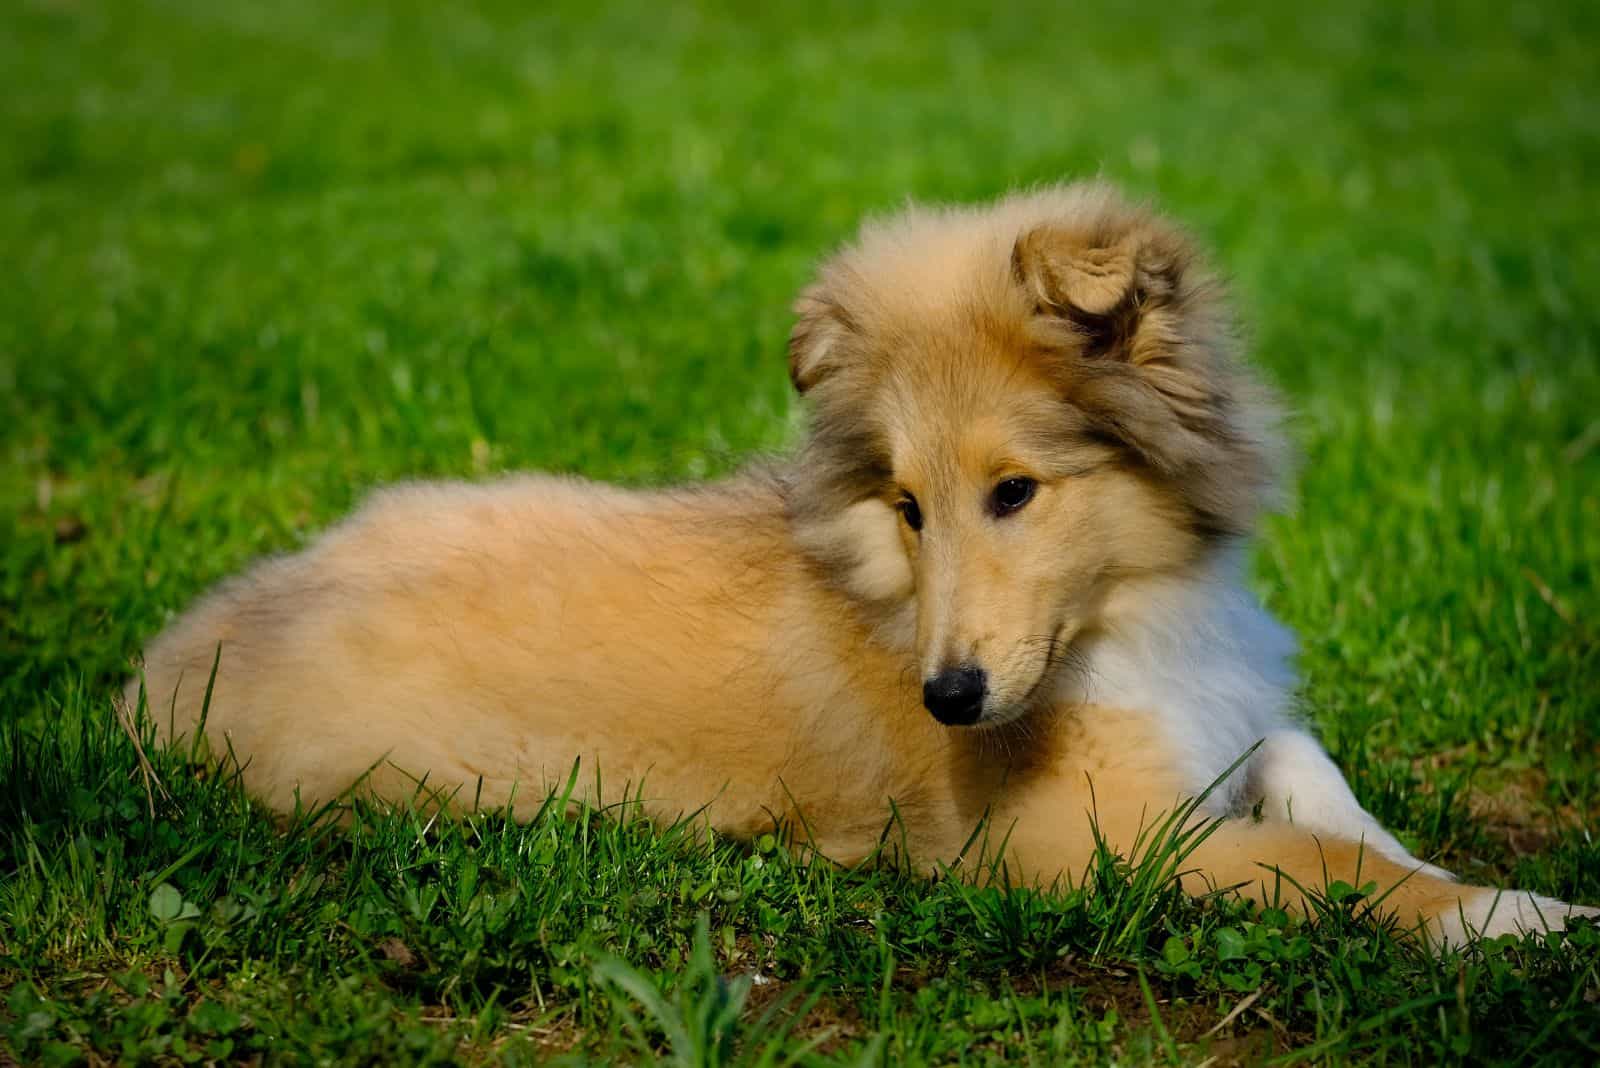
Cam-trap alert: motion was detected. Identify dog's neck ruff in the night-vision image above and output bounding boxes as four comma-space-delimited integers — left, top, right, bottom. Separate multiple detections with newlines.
1057, 548, 1299, 810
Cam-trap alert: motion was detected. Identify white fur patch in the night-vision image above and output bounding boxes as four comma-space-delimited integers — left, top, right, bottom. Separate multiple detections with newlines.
1060, 551, 1449, 885
1059, 549, 1299, 810
1434, 890, 1600, 946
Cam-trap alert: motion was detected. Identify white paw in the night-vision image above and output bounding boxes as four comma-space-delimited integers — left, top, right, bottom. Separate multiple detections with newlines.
1433, 890, 1600, 946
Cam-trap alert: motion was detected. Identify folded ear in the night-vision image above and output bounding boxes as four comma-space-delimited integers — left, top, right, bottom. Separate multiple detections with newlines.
787, 284, 853, 394
1012, 210, 1281, 536
1011, 219, 1196, 365
1012, 215, 1226, 434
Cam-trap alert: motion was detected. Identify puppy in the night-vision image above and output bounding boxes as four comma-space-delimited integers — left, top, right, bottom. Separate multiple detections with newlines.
129, 182, 1594, 945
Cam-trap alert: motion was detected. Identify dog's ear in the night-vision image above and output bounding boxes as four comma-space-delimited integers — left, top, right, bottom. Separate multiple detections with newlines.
1012, 216, 1225, 443
1010, 219, 1197, 366
787, 283, 853, 394
1012, 212, 1279, 535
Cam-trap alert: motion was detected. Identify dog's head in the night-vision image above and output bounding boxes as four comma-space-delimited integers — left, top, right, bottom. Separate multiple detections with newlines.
786, 183, 1283, 727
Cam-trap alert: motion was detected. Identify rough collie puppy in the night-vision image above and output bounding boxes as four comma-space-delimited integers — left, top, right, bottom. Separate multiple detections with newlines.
129, 182, 1593, 945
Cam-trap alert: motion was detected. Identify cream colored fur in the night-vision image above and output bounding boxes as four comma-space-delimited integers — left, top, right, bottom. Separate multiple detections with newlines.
130, 183, 1595, 946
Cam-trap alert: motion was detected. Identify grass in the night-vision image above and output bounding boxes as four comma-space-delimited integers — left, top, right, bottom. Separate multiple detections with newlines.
3, 0, 1599, 1062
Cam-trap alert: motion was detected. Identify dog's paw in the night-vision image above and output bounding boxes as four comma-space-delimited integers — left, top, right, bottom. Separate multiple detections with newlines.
1432, 890, 1600, 947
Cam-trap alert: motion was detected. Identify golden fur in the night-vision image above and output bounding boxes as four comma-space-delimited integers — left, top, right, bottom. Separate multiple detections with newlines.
130, 183, 1594, 945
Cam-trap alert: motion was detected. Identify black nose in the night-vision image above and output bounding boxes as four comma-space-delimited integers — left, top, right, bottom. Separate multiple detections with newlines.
923, 665, 987, 725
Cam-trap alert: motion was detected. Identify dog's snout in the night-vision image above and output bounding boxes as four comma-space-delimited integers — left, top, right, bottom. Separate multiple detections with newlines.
922, 665, 987, 725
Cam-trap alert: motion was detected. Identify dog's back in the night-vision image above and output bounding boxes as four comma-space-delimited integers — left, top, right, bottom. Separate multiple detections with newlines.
128, 472, 832, 817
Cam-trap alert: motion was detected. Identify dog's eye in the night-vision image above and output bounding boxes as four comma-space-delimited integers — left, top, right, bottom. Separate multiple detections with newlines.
991, 477, 1036, 517
897, 494, 923, 532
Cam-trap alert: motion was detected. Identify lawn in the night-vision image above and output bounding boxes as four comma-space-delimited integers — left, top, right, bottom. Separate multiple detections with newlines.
4, 0, 1600, 1063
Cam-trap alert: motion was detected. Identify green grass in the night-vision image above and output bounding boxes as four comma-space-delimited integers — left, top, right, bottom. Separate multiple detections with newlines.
4, 0, 1600, 1062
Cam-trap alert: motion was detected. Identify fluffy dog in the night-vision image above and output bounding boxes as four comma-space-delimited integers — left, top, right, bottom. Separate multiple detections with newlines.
129, 183, 1594, 945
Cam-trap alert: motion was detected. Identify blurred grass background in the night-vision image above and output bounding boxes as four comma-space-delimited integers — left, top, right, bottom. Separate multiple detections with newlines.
3, 1, 1599, 1062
